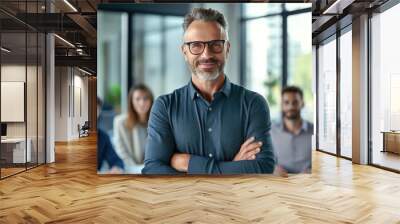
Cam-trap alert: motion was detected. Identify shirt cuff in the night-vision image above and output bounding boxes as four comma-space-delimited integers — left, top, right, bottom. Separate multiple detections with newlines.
188, 154, 211, 174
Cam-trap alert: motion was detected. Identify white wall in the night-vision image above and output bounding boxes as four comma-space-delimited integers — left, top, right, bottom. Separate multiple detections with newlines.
72, 73, 89, 138
55, 66, 67, 141
54, 66, 89, 141
2, 63, 47, 164
1, 65, 39, 136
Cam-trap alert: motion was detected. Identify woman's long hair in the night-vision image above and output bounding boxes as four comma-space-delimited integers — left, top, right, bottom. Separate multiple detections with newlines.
125, 84, 154, 129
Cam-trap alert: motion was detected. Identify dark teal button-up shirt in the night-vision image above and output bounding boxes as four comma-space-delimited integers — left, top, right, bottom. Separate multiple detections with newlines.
142, 76, 275, 174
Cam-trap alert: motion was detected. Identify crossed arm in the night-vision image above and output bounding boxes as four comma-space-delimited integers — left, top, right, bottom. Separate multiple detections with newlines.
141, 95, 276, 175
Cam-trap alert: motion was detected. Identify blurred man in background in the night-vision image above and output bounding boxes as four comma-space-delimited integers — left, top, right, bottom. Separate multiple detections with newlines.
271, 86, 313, 174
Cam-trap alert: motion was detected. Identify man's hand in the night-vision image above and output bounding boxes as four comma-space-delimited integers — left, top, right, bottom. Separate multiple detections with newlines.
233, 137, 262, 161
273, 165, 288, 177
171, 153, 190, 172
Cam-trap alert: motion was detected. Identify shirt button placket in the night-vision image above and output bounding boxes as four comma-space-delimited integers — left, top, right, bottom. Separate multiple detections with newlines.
207, 106, 213, 159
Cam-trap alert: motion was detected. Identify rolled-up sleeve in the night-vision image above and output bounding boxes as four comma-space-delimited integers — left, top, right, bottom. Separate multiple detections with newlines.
141, 97, 180, 174
187, 94, 275, 174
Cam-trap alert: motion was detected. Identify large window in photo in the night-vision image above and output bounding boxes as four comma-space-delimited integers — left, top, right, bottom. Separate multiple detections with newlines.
97, 11, 128, 134
317, 36, 337, 154
339, 28, 352, 158
245, 16, 282, 120
371, 3, 400, 171
243, 3, 283, 17
132, 14, 187, 99
98, 11, 187, 136
287, 11, 312, 122
243, 3, 312, 122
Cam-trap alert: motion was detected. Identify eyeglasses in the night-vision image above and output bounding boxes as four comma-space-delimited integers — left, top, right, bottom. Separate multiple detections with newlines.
184, 40, 226, 55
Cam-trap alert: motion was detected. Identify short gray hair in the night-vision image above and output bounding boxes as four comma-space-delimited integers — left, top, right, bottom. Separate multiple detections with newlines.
183, 8, 228, 39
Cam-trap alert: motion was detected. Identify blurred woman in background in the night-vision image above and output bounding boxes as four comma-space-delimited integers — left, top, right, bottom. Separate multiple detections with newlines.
113, 84, 153, 173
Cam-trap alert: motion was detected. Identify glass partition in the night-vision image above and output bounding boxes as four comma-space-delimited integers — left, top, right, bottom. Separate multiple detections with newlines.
0, 1, 46, 179
27, 31, 38, 169
371, 4, 400, 171
38, 32, 46, 165
317, 36, 337, 155
1, 30, 28, 178
339, 28, 352, 158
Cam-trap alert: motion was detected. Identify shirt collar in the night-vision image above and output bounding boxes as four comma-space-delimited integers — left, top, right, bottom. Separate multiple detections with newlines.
189, 75, 231, 100
279, 119, 308, 134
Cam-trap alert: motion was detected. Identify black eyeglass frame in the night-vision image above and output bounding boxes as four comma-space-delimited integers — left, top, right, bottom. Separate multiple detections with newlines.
183, 39, 227, 55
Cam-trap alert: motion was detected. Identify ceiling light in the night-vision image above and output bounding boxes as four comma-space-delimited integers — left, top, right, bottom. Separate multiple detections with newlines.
63, 0, 78, 12
1, 47, 11, 53
322, 0, 354, 15
54, 34, 75, 48
78, 67, 92, 76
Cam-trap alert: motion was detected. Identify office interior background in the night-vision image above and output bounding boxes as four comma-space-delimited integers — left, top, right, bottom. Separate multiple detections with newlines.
0, 0, 97, 179
0, 0, 400, 222
1, 0, 400, 176
313, 0, 400, 172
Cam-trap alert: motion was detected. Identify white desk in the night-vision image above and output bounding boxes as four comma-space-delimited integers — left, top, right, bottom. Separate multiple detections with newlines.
1, 138, 31, 163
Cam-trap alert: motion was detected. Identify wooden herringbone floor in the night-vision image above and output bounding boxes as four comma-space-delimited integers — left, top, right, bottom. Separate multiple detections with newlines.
1, 134, 400, 224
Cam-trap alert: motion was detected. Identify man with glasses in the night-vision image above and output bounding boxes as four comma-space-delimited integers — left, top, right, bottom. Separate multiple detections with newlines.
142, 8, 275, 174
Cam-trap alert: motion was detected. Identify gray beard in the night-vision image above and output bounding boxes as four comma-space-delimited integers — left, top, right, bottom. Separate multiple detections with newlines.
188, 61, 224, 81
194, 69, 220, 81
